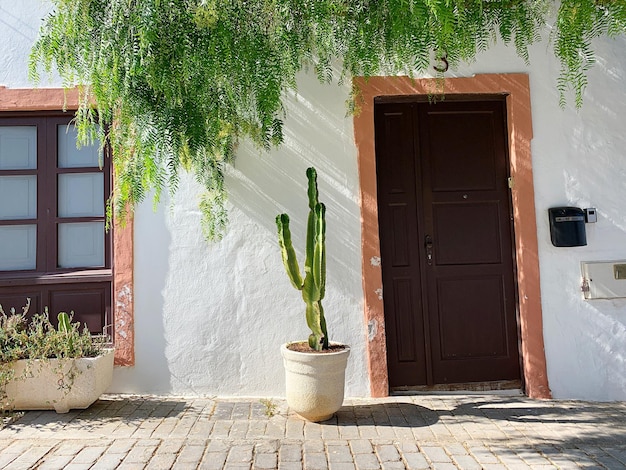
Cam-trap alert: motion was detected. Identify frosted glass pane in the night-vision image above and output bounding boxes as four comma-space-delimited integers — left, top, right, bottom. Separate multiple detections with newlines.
58, 173, 104, 217
58, 222, 104, 268
0, 127, 37, 170
0, 176, 37, 220
0, 225, 36, 270
58, 125, 101, 168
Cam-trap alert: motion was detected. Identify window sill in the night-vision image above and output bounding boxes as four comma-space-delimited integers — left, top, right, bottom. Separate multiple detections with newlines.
0, 269, 112, 286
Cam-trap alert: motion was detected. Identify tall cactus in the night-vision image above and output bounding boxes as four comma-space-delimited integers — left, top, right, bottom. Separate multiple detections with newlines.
276, 167, 329, 351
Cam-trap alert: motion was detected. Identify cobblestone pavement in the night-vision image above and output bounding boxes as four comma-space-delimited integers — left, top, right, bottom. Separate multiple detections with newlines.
0, 394, 625, 469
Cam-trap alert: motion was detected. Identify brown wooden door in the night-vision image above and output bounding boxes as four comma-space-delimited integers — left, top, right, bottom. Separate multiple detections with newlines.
375, 98, 521, 388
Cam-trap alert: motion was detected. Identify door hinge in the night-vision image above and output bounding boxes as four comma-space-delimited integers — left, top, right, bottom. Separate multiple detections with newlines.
507, 177, 515, 189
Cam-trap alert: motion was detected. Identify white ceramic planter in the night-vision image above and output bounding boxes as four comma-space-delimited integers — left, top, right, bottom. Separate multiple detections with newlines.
5, 348, 114, 413
281, 342, 350, 422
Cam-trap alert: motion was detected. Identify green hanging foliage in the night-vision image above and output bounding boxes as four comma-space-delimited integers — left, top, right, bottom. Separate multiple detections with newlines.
29, 0, 626, 239
554, 0, 626, 107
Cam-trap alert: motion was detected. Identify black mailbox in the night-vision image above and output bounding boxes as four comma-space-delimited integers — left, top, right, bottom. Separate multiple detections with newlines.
548, 207, 587, 247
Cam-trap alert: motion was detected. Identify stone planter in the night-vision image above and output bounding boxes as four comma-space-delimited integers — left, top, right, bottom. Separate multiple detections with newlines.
4, 348, 114, 413
281, 342, 350, 422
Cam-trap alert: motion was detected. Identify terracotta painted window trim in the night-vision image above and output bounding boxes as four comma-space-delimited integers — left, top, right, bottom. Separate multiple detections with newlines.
0, 86, 134, 366
353, 74, 551, 399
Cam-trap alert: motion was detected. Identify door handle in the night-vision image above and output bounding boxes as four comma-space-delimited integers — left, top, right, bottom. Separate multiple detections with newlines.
425, 235, 433, 266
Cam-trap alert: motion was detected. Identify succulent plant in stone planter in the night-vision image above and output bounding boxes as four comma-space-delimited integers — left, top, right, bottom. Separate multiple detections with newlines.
0, 300, 113, 414
276, 167, 350, 422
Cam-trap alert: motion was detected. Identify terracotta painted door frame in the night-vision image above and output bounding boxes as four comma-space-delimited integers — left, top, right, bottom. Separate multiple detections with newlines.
353, 74, 551, 399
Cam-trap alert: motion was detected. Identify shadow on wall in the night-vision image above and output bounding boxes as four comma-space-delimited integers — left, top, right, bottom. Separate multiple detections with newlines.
540, 35, 626, 227
226, 70, 360, 296
133, 67, 366, 395
532, 34, 626, 401
0, 6, 39, 41
110, 199, 172, 394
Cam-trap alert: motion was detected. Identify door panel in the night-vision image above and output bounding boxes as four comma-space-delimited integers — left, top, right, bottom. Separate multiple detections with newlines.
433, 202, 503, 265
0, 289, 42, 319
49, 285, 109, 334
0, 282, 110, 333
391, 277, 419, 362
375, 103, 428, 386
375, 98, 520, 388
428, 112, 498, 192
437, 276, 508, 359
389, 204, 411, 266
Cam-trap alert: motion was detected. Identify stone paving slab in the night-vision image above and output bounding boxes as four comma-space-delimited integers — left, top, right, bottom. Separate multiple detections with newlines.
0, 394, 625, 469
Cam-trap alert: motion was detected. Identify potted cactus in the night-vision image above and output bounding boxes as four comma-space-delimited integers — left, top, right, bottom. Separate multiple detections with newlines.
276, 167, 350, 422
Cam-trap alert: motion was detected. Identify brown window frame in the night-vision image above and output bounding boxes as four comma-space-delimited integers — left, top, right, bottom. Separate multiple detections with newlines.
0, 110, 113, 331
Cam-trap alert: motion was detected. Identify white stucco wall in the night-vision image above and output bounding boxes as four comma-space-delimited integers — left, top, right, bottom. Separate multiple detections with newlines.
2, 2, 626, 400
0, 2, 56, 87
113, 72, 369, 397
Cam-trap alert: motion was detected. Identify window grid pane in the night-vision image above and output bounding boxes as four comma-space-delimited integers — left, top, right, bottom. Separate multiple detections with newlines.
58, 222, 105, 268
0, 126, 37, 170
0, 175, 37, 220
58, 173, 105, 218
0, 225, 36, 270
58, 124, 101, 168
